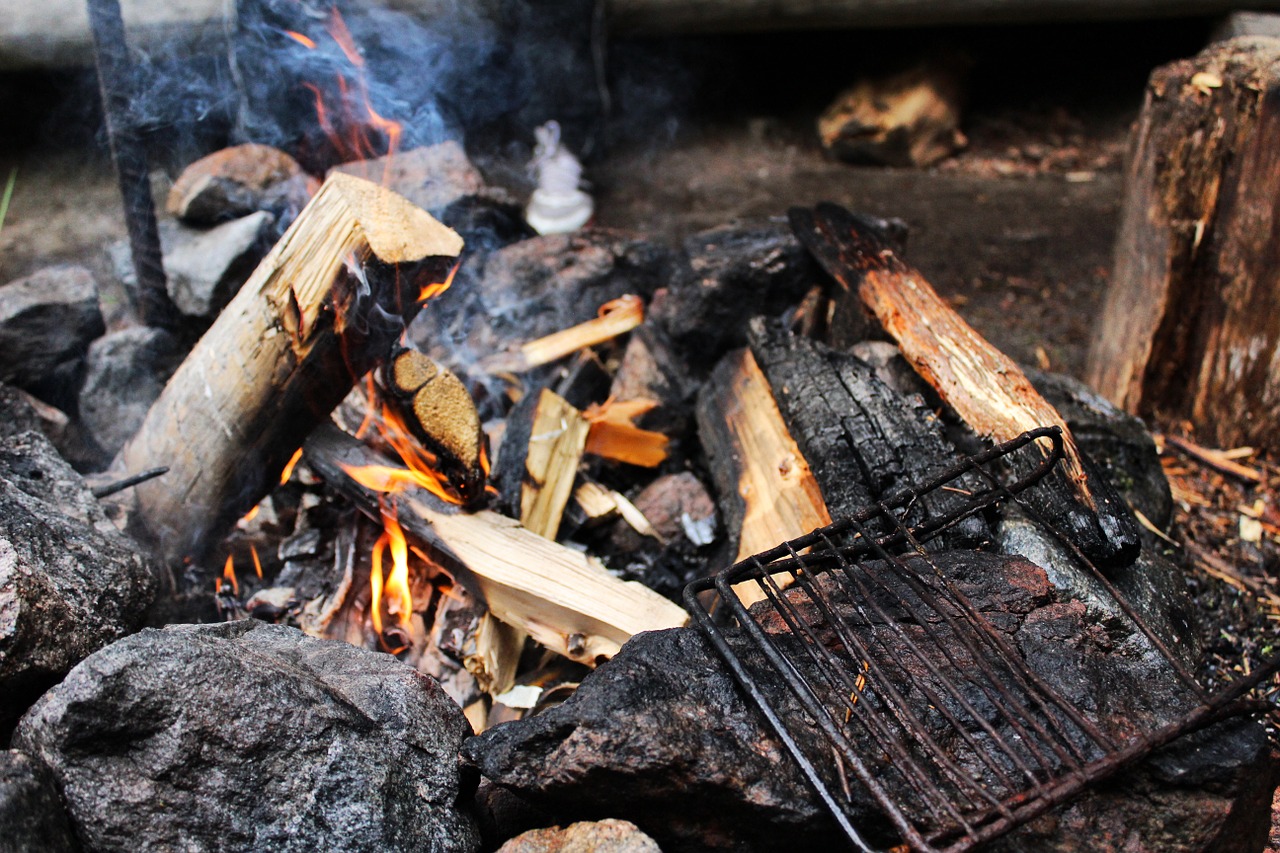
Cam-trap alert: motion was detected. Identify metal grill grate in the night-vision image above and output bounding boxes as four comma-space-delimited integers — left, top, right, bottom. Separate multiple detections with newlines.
684, 426, 1279, 852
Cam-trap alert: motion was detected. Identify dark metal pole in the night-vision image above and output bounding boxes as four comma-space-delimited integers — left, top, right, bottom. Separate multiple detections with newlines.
86, 0, 179, 329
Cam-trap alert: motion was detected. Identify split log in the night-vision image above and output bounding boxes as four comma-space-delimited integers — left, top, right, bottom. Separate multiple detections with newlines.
791, 203, 1139, 566
304, 424, 689, 666
696, 348, 832, 603
471, 387, 588, 696
117, 172, 463, 564
747, 317, 989, 548
1086, 38, 1280, 453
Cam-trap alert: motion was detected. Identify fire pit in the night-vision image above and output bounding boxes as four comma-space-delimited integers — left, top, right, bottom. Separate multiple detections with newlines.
1, 5, 1278, 852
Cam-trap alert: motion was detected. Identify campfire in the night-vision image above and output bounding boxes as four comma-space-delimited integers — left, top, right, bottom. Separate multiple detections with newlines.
1, 4, 1279, 852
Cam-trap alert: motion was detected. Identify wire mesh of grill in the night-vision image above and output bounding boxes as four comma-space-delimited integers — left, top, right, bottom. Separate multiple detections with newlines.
684, 426, 1279, 853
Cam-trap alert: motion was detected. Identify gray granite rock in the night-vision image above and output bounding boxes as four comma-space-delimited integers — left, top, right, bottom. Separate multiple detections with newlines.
77, 327, 184, 457
0, 265, 104, 411
0, 429, 156, 733
0, 749, 79, 853
14, 620, 481, 853
164, 210, 273, 318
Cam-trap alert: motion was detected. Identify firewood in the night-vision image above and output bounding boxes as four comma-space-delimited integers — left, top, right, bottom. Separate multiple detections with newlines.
471, 387, 588, 696
583, 397, 670, 468
481, 294, 644, 373
696, 349, 832, 604
117, 172, 463, 563
1086, 39, 1280, 453
791, 203, 1140, 567
304, 424, 689, 666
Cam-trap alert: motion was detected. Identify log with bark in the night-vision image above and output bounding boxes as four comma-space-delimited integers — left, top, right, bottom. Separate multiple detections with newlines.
1086, 38, 1280, 453
790, 202, 1140, 567
117, 172, 463, 564
304, 424, 689, 666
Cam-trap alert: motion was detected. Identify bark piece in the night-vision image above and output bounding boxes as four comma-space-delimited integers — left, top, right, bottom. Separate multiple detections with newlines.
0, 429, 156, 734
166, 143, 313, 224
304, 424, 688, 667
748, 317, 989, 548
1086, 38, 1280, 452
792, 203, 1140, 567
0, 265, 104, 411
13, 620, 480, 852
116, 171, 463, 564
0, 750, 79, 853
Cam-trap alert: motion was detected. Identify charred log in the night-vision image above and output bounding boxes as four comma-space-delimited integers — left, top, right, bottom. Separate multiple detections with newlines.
790, 202, 1140, 568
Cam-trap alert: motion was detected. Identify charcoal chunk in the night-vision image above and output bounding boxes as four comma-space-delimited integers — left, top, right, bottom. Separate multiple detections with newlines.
14, 621, 480, 853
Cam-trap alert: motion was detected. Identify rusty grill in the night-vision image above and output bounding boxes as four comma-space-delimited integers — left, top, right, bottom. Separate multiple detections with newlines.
685, 426, 1280, 852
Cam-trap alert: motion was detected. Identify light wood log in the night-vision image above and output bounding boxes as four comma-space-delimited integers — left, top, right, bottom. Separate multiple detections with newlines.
118, 172, 463, 564
696, 348, 832, 605
304, 424, 689, 666
1086, 38, 1280, 453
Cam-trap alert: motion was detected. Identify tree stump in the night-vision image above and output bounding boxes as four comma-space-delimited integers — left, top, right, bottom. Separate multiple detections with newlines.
1086, 38, 1280, 451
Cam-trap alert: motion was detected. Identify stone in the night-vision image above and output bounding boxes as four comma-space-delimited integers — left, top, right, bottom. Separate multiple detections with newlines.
1027, 367, 1174, 530
497, 819, 661, 853
0, 265, 104, 412
167, 143, 314, 225
0, 429, 156, 734
14, 620, 481, 853
333, 141, 492, 217
164, 210, 274, 318
77, 327, 185, 458
650, 221, 816, 368
464, 551, 1275, 852
0, 749, 79, 853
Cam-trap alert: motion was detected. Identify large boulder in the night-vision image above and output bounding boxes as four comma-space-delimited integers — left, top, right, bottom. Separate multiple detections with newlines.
0, 428, 156, 733
14, 620, 481, 853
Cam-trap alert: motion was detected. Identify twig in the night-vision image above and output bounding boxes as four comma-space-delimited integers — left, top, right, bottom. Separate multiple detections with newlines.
91, 466, 169, 498
0, 167, 16, 232
1161, 433, 1263, 484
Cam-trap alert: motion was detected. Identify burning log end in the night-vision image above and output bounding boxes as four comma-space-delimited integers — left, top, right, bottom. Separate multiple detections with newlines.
118, 172, 464, 564
384, 347, 488, 507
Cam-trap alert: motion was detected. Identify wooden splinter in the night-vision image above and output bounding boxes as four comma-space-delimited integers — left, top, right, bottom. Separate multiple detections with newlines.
118, 172, 463, 564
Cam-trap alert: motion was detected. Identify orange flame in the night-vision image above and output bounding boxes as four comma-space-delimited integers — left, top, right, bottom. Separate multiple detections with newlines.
341, 379, 467, 506
280, 447, 304, 485
242, 504, 261, 524
250, 544, 263, 580
283, 30, 317, 49
369, 503, 413, 653
221, 554, 239, 597
419, 261, 460, 304
290, 6, 403, 171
